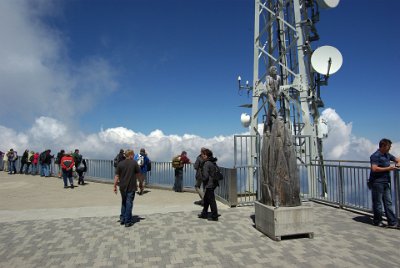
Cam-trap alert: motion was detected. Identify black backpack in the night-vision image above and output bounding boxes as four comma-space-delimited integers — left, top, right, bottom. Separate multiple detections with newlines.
113, 155, 119, 167
39, 152, 46, 163
206, 161, 223, 181
147, 160, 152, 172
55, 152, 63, 164
114, 153, 125, 167
212, 163, 224, 181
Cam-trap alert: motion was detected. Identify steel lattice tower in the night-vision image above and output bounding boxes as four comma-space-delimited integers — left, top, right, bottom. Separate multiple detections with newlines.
240, 0, 340, 196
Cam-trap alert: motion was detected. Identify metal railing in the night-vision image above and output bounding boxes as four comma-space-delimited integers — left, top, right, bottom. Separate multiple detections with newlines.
303, 160, 400, 218
2, 157, 399, 218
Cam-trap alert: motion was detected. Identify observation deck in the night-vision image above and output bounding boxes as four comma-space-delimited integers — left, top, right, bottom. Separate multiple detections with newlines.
0, 171, 399, 267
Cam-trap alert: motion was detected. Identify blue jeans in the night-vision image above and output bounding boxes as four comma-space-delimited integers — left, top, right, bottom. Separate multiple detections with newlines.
31, 164, 38, 175
62, 169, 74, 187
41, 164, 50, 177
24, 163, 31, 174
173, 168, 183, 192
372, 182, 398, 226
120, 190, 135, 224
8, 161, 16, 174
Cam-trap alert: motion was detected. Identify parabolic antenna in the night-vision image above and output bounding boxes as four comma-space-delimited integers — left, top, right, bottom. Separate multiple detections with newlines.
311, 45, 343, 75
240, 113, 251, 128
316, 0, 340, 9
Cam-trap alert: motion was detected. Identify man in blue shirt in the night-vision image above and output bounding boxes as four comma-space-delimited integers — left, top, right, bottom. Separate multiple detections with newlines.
369, 138, 400, 228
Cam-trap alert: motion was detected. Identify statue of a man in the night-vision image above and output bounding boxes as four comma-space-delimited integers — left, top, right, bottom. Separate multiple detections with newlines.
265, 66, 281, 132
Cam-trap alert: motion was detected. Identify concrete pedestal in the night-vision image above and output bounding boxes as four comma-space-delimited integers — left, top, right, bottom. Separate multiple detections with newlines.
254, 201, 314, 241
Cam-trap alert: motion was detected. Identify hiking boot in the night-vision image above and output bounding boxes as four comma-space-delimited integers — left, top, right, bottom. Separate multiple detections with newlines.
198, 213, 208, 219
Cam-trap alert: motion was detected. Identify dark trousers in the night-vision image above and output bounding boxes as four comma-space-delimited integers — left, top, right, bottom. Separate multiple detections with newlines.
202, 188, 218, 218
19, 162, 27, 173
77, 170, 85, 184
120, 190, 135, 224
173, 168, 183, 192
372, 182, 398, 226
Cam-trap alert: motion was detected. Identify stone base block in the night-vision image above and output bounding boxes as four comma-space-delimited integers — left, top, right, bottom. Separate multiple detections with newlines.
255, 201, 314, 241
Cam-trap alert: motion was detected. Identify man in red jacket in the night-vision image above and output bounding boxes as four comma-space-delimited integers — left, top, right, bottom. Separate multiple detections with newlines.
61, 152, 75, 189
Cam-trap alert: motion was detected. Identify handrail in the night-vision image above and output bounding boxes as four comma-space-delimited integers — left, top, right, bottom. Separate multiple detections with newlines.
2, 157, 398, 218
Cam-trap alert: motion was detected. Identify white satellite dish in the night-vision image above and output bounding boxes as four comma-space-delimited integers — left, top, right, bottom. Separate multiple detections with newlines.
311, 45, 343, 75
316, 0, 340, 9
240, 113, 251, 128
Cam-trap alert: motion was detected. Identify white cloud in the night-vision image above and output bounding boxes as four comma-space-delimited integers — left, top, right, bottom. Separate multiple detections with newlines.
321, 108, 399, 161
0, 0, 117, 129
0, 109, 399, 167
0, 118, 236, 166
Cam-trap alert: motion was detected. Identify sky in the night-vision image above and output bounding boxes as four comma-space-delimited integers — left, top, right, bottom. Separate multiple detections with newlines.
0, 0, 399, 167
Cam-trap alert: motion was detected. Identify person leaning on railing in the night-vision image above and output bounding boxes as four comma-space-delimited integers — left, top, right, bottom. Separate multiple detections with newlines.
369, 138, 400, 228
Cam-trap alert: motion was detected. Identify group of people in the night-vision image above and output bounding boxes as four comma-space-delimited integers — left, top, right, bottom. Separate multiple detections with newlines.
3, 138, 398, 229
0, 148, 87, 189
113, 148, 151, 196
114, 147, 221, 227
55, 149, 87, 189
1, 149, 52, 176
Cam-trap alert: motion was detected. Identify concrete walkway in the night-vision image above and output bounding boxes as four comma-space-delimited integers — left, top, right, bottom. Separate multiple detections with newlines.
0, 172, 399, 267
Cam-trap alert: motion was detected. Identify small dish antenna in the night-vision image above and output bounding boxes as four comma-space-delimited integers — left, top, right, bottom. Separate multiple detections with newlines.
240, 113, 251, 128
316, 0, 340, 9
311, 45, 342, 76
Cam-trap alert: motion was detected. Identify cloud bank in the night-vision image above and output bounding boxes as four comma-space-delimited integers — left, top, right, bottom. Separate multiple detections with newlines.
0, 109, 398, 167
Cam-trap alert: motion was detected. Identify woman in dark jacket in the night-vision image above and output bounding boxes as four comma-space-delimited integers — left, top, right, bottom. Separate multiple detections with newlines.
198, 148, 220, 221
19, 149, 29, 174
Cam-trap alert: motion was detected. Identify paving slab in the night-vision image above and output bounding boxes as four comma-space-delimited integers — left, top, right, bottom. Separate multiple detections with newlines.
1, 172, 400, 267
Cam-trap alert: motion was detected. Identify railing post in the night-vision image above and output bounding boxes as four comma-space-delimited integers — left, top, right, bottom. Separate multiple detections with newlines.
338, 165, 344, 209
394, 170, 400, 221
228, 168, 238, 207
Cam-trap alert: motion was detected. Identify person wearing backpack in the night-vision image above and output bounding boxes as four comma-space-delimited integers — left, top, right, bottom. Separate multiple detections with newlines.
72, 149, 83, 182
134, 148, 151, 195
55, 150, 65, 178
198, 148, 220, 221
40, 149, 51, 177
194, 147, 207, 206
172, 151, 191, 192
76, 158, 87, 185
61, 152, 75, 189
114, 149, 126, 169
7, 149, 17, 175
19, 149, 29, 174
25, 150, 34, 174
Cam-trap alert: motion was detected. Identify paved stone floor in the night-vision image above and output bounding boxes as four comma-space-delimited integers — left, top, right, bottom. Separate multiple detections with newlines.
0, 173, 399, 267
